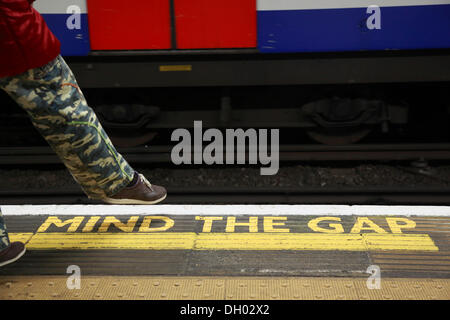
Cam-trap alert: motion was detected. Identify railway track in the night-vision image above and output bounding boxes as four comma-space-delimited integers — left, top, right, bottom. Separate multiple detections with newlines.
1, 143, 450, 165
1, 186, 450, 205
2, 142, 449, 205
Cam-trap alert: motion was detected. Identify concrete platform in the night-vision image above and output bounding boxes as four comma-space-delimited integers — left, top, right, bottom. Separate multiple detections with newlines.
0, 205, 449, 300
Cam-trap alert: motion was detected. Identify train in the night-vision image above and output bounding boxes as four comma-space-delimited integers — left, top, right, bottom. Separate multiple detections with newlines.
36, 0, 450, 55
2, 0, 450, 147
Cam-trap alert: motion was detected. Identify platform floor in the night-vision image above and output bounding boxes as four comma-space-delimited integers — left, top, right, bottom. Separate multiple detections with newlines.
0, 205, 449, 300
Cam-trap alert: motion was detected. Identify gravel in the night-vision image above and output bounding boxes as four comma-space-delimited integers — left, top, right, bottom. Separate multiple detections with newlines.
1, 163, 450, 191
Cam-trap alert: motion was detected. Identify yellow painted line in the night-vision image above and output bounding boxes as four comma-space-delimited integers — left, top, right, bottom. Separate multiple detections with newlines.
196, 233, 439, 251
10, 232, 438, 251
362, 234, 439, 251
9, 233, 34, 244
195, 233, 365, 250
24, 233, 196, 250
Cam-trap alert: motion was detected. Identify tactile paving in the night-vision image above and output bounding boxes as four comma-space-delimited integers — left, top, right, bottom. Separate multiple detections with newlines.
0, 276, 448, 300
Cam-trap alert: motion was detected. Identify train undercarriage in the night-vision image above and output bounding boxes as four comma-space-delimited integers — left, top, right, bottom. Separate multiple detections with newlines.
1, 50, 449, 148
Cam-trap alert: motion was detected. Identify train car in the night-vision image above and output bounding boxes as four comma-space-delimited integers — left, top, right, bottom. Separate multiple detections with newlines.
258, 0, 450, 53
36, 0, 450, 53
5, 0, 450, 146
34, 0, 450, 86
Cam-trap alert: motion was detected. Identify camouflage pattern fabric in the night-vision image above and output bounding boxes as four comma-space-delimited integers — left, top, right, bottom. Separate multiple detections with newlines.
0, 209, 10, 250
0, 55, 135, 200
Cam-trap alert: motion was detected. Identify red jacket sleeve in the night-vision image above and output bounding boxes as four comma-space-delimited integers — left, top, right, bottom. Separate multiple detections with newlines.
0, 0, 61, 77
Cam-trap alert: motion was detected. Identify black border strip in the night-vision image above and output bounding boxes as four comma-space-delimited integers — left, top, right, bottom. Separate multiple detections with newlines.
169, 0, 177, 49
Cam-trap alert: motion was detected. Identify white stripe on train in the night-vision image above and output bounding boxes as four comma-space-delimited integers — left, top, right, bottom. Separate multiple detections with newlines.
33, 0, 87, 14
257, 0, 450, 11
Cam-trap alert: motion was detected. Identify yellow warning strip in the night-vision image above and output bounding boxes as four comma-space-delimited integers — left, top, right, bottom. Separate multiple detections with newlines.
362, 233, 438, 251
196, 233, 439, 251
9, 232, 438, 251
9, 233, 34, 244
16, 233, 196, 250
1, 276, 449, 300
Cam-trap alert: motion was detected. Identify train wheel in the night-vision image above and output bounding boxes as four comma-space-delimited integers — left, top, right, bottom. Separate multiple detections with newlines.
306, 127, 371, 145
109, 132, 158, 148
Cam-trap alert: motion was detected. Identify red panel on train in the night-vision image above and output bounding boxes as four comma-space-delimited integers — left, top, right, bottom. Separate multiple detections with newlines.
174, 0, 257, 49
87, 0, 171, 50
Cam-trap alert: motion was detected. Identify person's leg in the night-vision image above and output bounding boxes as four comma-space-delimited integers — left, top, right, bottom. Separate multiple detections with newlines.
0, 56, 134, 200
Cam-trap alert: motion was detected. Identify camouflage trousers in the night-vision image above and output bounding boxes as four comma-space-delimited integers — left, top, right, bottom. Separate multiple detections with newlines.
0, 55, 135, 201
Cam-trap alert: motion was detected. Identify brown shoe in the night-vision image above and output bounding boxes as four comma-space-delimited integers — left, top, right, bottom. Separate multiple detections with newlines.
103, 174, 167, 205
0, 242, 26, 267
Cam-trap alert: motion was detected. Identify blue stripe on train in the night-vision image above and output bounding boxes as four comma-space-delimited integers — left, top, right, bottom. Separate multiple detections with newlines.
257, 4, 450, 53
41, 14, 90, 56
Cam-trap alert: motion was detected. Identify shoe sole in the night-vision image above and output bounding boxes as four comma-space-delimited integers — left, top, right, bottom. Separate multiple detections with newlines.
102, 193, 167, 205
0, 247, 26, 268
